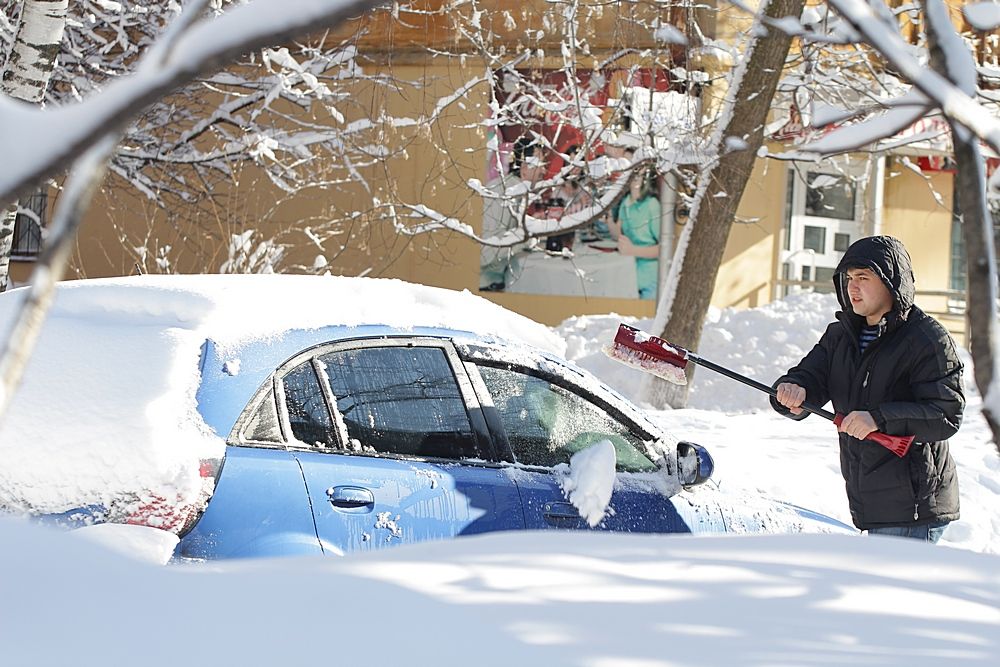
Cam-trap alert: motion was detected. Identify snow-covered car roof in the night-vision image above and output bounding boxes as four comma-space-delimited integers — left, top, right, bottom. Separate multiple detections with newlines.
0, 275, 566, 516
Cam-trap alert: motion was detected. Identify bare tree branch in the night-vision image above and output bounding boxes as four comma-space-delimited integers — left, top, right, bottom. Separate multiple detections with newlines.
0, 0, 386, 204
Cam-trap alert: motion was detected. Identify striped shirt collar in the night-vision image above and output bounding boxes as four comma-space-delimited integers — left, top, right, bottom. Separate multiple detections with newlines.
859, 324, 879, 353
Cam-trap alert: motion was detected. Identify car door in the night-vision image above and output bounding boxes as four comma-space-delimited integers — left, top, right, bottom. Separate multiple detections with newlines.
461, 352, 710, 533
275, 338, 525, 554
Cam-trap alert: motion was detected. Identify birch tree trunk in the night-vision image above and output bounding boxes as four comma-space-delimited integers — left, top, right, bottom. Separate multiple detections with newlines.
925, 0, 1000, 456
0, 0, 69, 292
644, 0, 805, 408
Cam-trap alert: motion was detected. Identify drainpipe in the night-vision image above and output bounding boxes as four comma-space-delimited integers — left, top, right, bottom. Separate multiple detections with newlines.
659, 172, 677, 289
868, 154, 886, 236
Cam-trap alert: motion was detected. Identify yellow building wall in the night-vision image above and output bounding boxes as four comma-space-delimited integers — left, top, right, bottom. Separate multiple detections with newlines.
711, 145, 786, 311
19, 114, 964, 334
9, 260, 32, 286
298, 0, 776, 325
881, 164, 954, 290
879, 162, 964, 340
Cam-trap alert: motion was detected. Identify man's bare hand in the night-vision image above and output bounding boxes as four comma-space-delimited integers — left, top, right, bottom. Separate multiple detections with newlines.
838, 410, 877, 440
776, 382, 806, 415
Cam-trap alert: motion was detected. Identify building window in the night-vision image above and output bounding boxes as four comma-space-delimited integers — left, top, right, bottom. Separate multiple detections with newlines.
834, 232, 851, 253
950, 177, 1000, 307
814, 267, 836, 293
11, 191, 46, 259
803, 225, 826, 253
804, 172, 856, 220
949, 213, 966, 294
782, 169, 794, 251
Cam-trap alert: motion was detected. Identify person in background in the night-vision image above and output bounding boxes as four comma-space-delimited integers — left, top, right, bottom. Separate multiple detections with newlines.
540, 175, 592, 252
480, 137, 547, 291
609, 168, 660, 300
560, 176, 593, 216
772, 235, 963, 543
542, 144, 590, 252
544, 145, 594, 251
595, 137, 637, 240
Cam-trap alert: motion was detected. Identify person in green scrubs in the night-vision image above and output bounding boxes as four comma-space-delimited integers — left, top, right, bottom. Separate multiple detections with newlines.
610, 170, 660, 300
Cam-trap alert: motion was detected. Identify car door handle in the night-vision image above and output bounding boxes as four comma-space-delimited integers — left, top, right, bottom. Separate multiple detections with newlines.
327, 486, 375, 508
543, 501, 580, 521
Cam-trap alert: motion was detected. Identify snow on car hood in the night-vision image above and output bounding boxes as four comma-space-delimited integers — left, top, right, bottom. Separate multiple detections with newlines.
0, 275, 565, 517
680, 484, 857, 535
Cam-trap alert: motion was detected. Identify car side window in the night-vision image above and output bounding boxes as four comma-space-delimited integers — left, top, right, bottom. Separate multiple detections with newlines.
240, 385, 283, 444
477, 365, 657, 472
318, 346, 478, 459
282, 362, 338, 447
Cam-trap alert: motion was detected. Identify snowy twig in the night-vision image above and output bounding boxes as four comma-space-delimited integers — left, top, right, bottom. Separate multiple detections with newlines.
0, 0, 386, 205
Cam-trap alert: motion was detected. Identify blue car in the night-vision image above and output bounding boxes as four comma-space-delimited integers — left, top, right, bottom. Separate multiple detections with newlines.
14, 277, 852, 558
185, 328, 856, 558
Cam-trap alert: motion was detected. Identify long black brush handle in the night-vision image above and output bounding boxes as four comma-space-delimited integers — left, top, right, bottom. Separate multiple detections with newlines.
682, 345, 913, 457
687, 352, 837, 422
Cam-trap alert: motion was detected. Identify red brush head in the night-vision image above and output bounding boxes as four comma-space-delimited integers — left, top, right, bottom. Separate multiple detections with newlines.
613, 324, 689, 367
605, 324, 691, 384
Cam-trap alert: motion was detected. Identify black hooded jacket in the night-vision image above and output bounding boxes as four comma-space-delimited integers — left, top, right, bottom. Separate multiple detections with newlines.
770, 236, 963, 530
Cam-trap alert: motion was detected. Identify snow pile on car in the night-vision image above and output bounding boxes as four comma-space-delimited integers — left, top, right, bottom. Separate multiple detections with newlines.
0, 274, 564, 520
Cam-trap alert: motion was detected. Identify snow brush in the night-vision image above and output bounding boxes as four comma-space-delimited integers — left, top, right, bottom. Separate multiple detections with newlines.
604, 323, 915, 457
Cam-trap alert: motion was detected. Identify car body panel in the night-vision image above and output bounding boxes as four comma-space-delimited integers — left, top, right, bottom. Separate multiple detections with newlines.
177, 446, 320, 559
778, 501, 856, 533
680, 485, 856, 535
294, 452, 525, 553
510, 467, 698, 533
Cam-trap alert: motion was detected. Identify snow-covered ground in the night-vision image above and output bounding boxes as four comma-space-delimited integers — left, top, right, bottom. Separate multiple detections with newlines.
1, 283, 998, 665
5, 520, 998, 666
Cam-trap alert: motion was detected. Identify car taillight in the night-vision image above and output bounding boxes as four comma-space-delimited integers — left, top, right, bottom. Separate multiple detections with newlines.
199, 457, 222, 482
124, 457, 223, 535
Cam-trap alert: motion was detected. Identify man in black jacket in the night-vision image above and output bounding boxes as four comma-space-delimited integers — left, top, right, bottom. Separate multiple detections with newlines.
772, 235, 963, 542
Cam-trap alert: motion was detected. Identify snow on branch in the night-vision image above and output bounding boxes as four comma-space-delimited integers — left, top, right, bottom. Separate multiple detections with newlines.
390, 160, 647, 247
789, 91, 932, 156
0, 0, 385, 205
965, 2, 1000, 31
819, 0, 1000, 156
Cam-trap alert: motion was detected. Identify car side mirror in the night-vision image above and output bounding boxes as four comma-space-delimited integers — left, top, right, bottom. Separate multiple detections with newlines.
677, 441, 714, 487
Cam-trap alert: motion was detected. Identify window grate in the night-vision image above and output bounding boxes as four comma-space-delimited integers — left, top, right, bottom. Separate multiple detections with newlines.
11, 191, 47, 258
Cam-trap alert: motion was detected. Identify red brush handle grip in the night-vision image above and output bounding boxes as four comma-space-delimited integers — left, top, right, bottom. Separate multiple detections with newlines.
833, 414, 915, 457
